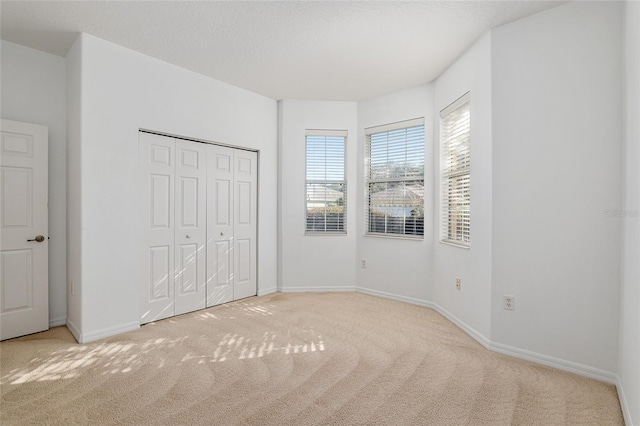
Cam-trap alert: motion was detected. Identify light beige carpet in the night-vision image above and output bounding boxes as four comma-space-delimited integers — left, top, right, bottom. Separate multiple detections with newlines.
0, 292, 624, 425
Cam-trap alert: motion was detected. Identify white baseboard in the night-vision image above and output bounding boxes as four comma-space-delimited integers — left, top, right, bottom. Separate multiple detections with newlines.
355, 286, 433, 308
257, 287, 277, 296
429, 301, 491, 349
355, 287, 490, 349
282, 285, 356, 293
355, 286, 616, 385
616, 376, 633, 426
49, 316, 66, 328
488, 341, 617, 384
76, 321, 140, 344
66, 318, 81, 343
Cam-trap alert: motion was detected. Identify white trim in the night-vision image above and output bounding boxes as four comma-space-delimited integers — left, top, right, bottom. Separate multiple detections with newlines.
49, 316, 66, 327
139, 129, 257, 153
355, 287, 490, 348
354, 287, 617, 385
356, 286, 433, 308
257, 286, 277, 296
488, 341, 617, 384
76, 321, 140, 344
439, 240, 471, 250
65, 318, 81, 343
616, 376, 633, 426
429, 301, 491, 349
440, 91, 470, 117
281, 286, 356, 293
305, 129, 348, 137
305, 231, 348, 236
364, 233, 424, 241
365, 117, 424, 135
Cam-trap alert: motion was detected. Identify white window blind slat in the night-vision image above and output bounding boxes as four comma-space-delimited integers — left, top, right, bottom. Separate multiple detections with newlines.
306, 133, 347, 234
440, 93, 471, 246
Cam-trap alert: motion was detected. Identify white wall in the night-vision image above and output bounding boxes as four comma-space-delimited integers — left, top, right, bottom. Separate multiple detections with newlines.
619, 0, 640, 423
432, 34, 492, 340
69, 33, 277, 342
491, 1, 622, 374
65, 36, 82, 335
278, 100, 358, 292
356, 85, 434, 303
1, 40, 68, 327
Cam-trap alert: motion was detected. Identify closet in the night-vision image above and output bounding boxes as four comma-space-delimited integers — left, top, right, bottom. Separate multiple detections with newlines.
139, 132, 257, 324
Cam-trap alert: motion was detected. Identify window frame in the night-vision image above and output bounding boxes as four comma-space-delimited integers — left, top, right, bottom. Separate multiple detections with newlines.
364, 118, 425, 239
439, 92, 471, 248
305, 129, 348, 235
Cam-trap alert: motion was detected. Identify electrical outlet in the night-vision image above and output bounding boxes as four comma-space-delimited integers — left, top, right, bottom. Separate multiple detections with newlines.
361, 258, 367, 269
504, 295, 515, 310
455, 278, 461, 290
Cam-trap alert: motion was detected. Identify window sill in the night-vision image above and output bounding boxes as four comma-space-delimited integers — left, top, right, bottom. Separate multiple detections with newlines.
365, 233, 424, 241
305, 232, 348, 236
440, 240, 470, 249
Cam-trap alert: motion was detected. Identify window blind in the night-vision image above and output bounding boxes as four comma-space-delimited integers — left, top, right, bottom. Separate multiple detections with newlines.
440, 93, 470, 246
365, 119, 425, 237
305, 131, 347, 233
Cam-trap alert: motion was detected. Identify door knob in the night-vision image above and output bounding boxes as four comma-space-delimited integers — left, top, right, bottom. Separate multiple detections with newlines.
186, 234, 191, 239
27, 235, 45, 243
220, 232, 224, 236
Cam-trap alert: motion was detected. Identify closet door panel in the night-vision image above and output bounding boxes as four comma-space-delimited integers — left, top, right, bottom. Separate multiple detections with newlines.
140, 133, 175, 324
175, 140, 207, 315
149, 245, 172, 300
206, 145, 234, 306
234, 150, 257, 300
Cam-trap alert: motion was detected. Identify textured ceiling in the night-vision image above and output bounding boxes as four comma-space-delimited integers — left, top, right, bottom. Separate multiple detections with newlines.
1, 1, 564, 101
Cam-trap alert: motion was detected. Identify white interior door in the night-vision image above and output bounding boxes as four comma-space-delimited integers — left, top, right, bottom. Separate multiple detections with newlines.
139, 133, 175, 323
0, 119, 48, 340
206, 145, 234, 306
174, 139, 206, 315
233, 150, 257, 300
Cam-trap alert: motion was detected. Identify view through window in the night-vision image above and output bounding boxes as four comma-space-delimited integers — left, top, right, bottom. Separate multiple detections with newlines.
305, 130, 347, 233
365, 119, 425, 237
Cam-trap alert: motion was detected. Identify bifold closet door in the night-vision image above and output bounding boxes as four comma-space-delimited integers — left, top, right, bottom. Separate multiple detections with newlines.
233, 150, 257, 300
140, 133, 175, 323
174, 139, 207, 315
206, 145, 234, 306
206, 146, 257, 306
140, 133, 207, 323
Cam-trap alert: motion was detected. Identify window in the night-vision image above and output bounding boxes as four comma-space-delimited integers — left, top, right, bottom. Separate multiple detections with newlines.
440, 93, 470, 247
305, 130, 347, 233
365, 118, 425, 237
